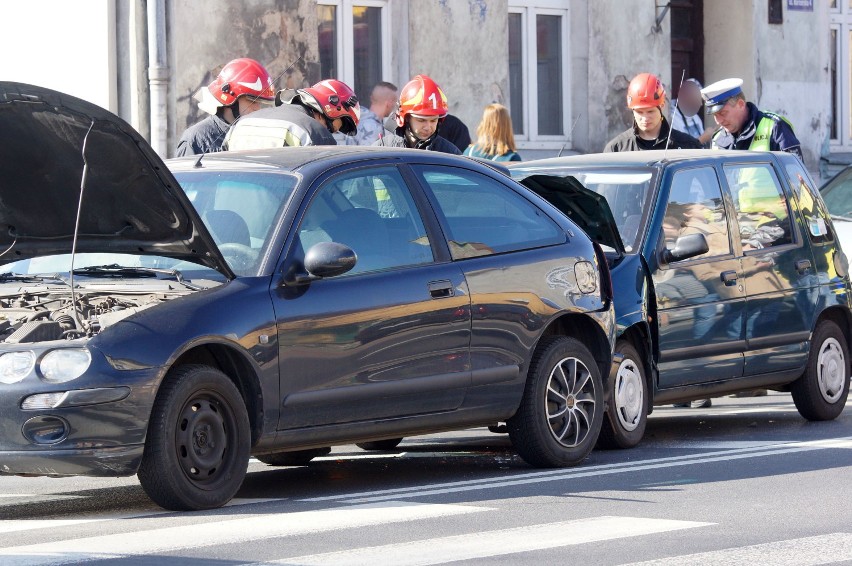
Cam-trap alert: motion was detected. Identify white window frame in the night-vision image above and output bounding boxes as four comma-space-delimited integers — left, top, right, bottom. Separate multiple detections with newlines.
317, 0, 392, 92
830, 4, 852, 150
509, 0, 572, 151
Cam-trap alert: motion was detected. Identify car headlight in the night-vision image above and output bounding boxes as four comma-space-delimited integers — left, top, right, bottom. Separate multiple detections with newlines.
0, 351, 36, 384
39, 349, 92, 383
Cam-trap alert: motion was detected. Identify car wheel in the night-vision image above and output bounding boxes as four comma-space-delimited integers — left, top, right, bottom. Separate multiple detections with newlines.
791, 320, 851, 421
256, 447, 332, 466
507, 336, 603, 467
597, 340, 647, 449
356, 438, 404, 451
138, 364, 250, 511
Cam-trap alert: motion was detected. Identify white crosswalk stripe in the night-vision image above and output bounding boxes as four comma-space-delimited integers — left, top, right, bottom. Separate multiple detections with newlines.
618, 533, 852, 566
244, 516, 714, 566
0, 501, 489, 566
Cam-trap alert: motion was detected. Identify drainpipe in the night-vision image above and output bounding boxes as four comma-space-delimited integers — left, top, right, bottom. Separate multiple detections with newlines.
147, 0, 168, 156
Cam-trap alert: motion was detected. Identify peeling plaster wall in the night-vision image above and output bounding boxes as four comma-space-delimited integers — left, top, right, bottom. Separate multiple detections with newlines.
588, 0, 670, 152
407, 0, 509, 140
171, 0, 318, 156
705, 0, 828, 170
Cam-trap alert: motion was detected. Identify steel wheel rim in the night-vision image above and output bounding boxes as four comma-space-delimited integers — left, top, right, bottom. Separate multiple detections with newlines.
545, 356, 597, 448
614, 357, 643, 432
175, 390, 236, 488
817, 337, 845, 403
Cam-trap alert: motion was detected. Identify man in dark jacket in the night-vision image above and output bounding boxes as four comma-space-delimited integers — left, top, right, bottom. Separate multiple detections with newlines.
604, 73, 702, 152
701, 77, 802, 158
374, 75, 460, 154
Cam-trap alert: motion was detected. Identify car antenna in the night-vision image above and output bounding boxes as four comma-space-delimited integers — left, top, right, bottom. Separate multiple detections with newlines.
663, 70, 686, 160
245, 55, 304, 108
68, 121, 95, 333
557, 113, 582, 157
194, 152, 204, 167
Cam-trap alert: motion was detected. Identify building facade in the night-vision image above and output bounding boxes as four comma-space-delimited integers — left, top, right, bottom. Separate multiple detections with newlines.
4, 1, 833, 175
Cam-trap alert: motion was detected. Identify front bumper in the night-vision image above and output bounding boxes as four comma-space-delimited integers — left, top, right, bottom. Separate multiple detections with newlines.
0, 443, 144, 477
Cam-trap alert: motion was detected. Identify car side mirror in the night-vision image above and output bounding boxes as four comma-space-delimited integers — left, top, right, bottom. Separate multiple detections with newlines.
287, 242, 357, 285
663, 233, 709, 264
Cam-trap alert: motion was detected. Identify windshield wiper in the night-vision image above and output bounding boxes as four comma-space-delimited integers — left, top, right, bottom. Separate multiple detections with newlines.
0, 272, 66, 283
71, 264, 206, 291
830, 213, 852, 222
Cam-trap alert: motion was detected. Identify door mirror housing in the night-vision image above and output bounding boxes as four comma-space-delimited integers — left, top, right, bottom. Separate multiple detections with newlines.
286, 242, 357, 286
663, 233, 709, 264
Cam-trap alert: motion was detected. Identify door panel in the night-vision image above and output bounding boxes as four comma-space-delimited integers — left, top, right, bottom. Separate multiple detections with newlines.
273, 165, 472, 429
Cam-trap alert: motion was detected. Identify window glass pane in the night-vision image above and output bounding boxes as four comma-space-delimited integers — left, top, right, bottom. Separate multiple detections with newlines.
353, 6, 382, 105
508, 13, 524, 135
318, 5, 337, 80
536, 15, 563, 135
788, 161, 835, 244
725, 164, 793, 250
415, 166, 564, 259
300, 166, 433, 274
665, 167, 731, 259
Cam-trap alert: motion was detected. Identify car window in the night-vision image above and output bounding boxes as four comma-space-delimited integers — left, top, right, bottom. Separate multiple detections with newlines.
723, 164, 794, 251
662, 167, 732, 260
174, 171, 297, 275
298, 166, 433, 275
413, 166, 564, 259
786, 161, 834, 244
821, 168, 852, 219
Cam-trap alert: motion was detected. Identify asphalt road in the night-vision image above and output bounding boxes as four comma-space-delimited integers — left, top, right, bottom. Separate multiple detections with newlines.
1, 391, 851, 565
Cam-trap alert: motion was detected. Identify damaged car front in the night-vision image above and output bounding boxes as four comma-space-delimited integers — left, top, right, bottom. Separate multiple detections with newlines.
0, 82, 237, 477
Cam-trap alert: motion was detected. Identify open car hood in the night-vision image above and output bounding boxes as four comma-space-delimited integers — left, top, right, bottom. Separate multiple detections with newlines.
519, 174, 625, 255
0, 82, 233, 277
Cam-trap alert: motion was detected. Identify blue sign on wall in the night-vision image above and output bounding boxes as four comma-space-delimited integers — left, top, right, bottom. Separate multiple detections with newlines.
787, 0, 813, 11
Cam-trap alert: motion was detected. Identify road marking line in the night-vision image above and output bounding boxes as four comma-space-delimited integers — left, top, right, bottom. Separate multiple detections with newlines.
300, 436, 852, 504
247, 516, 713, 565
619, 532, 852, 565
0, 497, 283, 534
0, 501, 489, 566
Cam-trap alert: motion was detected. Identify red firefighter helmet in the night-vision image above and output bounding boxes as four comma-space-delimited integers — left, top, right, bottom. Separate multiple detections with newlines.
626, 73, 666, 109
294, 79, 361, 135
207, 58, 275, 108
396, 74, 449, 128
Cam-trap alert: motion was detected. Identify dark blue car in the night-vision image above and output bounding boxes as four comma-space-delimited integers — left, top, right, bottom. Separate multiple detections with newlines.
0, 83, 615, 510
511, 150, 852, 448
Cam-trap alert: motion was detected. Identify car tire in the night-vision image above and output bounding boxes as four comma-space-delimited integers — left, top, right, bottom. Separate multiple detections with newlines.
256, 447, 332, 466
597, 340, 647, 449
138, 364, 250, 511
356, 438, 404, 451
791, 320, 851, 421
507, 335, 603, 467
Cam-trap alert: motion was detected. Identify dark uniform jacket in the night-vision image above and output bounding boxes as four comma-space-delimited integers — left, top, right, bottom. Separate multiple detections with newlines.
711, 102, 802, 158
176, 114, 230, 157
374, 127, 462, 154
604, 117, 702, 152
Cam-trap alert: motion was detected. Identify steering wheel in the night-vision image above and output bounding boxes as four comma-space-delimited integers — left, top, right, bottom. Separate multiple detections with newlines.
218, 243, 259, 274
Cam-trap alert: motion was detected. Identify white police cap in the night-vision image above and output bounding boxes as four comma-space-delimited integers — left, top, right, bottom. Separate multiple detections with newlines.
701, 78, 743, 114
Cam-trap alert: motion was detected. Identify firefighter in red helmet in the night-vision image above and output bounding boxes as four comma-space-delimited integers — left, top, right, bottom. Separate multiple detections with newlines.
374, 75, 460, 154
225, 79, 361, 150
176, 58, 275, 156
604, 72, 702, 152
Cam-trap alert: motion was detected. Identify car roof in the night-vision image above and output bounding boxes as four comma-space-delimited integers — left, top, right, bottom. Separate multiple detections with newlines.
508, 149, 793, 170
167, 146, 488, 174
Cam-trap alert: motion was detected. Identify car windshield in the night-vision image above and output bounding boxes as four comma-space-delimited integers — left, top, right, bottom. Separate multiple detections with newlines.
173, 170, 298, 276
821, 168, 852, 219
514, 167, 655, 252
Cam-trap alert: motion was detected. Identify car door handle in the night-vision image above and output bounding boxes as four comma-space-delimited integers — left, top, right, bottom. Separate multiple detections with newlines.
795, 259, 812, 274
428, 280, 455, 299
720, 270, 738, 286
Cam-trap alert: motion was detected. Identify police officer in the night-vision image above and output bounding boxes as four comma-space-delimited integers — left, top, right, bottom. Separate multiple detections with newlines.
225, 79, 360, 150
604, 73, 702, 152
701, 78, 802, 158
176, 58, 275, 156
375, 75, 461, 154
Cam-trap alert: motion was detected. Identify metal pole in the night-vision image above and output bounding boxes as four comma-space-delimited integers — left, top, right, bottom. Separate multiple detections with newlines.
147, 0, 168, 156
